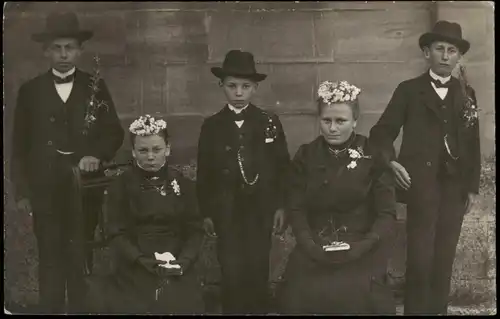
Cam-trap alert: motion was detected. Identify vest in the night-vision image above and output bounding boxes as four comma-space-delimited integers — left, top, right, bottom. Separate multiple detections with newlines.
52, 95, 82, 152
433, 86, 460, 176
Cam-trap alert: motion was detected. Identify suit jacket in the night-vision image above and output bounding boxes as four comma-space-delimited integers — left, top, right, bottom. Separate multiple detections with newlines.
369, 71, 481, 200
196, 104, 290, 229
10, 68, 124, 201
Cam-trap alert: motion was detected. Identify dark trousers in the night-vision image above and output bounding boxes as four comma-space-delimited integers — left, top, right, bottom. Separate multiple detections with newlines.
32, 154, 87, 314
217, 189, 272, 314
404, 172, 466, 315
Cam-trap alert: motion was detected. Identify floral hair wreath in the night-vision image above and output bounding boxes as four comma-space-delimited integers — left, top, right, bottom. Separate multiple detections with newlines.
129, 114, 167, 136
318, 80, 361, 104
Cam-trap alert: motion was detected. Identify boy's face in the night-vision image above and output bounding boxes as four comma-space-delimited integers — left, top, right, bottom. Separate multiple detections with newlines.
220, 76, 258, 109
44, 37, 82, 73
424, 41, 461, 77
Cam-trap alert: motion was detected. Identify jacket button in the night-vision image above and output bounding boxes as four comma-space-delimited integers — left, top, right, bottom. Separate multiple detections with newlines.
47, 140, 53, 146
444, 120, 448, 124
223, 169, 230, 175
426, 161, 432, 167
323, 180, 329, 185
441, 105, 446, 109
225, 146, 231, 151
50, 117, 55, 122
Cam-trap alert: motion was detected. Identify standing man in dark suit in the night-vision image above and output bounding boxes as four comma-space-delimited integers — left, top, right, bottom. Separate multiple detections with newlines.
196, 50, 290, 314
10, 12, 124, 314
369, 21, 481, 315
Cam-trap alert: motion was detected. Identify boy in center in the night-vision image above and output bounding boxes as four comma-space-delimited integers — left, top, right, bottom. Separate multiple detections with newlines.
196, 50, 290, 314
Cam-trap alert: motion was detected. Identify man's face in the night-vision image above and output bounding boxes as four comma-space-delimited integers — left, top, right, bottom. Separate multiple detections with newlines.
44, 38, 82, 73
220, 76, 258, 109
424, 41, 461, 77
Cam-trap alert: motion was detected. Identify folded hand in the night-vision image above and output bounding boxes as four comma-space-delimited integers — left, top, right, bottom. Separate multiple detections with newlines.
156, 260, 185, 277
324, 238, 377, 264
137, 256, 165, 275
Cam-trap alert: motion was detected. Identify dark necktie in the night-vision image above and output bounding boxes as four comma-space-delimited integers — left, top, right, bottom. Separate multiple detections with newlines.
53, 73, 75, 84
431, 78, 451, 89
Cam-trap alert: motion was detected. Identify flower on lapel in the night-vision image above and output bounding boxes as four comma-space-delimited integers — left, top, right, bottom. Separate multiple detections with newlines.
264, 114, 278, 143
347, 146, 371, 170
83, 54, 109, 135
458, 64, 480, 128
171, 179, 181, 196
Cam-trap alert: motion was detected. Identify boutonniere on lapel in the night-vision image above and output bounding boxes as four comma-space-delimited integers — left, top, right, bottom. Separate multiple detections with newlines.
264, 114, 278, 143
458, 65, 480, 128
171, 179, 181, 196
346, 146, 371, 170
83, 55, 109, 135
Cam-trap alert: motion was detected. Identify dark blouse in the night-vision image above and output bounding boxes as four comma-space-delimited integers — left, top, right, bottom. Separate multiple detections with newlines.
287, 133, 397, 256
106, 163, 204, 270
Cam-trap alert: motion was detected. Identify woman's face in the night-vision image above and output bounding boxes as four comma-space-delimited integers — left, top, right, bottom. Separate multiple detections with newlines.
319, 102, 357, 146
132, 134, 170, 171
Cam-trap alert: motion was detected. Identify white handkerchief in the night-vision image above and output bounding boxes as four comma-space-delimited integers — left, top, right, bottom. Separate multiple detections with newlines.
155, 252, 176, 263
265, 138, 274, 143
154, 252, 181, 269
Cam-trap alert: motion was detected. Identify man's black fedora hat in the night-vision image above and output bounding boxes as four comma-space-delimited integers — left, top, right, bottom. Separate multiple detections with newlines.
419, 20, 470, 54
31, 11, 93, 43
211, 50, 267, 82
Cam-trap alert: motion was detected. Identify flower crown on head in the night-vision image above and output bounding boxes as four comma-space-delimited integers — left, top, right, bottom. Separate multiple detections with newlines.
129, 114, 167, 136
317, 80, 361, 104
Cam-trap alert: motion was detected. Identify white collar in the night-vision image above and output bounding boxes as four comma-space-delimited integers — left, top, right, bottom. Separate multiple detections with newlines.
52, 67, 76, 79
429, 68, 451, 84
228, 103, 249, 114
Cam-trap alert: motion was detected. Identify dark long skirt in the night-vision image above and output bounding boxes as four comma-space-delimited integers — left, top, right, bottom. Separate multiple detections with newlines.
277, 240, 396, 315
84, 266, 205, 314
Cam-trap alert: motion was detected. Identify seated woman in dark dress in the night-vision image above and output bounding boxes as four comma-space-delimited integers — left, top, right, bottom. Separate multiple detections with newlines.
277, 81, 397, 314
85, 114, 205, 314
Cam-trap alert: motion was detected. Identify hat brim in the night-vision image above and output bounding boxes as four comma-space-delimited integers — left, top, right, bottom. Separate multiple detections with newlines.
211, 67, 267, 82
31, 30, 94, 43
419, 32, 470, 55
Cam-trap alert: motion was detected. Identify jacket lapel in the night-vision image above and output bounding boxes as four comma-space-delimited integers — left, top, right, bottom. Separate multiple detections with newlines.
66, 69, 88, 135
41, 71, 66, 114
450, 77, 466, 153
450, 77, 465, 122
416, 72, 442, 119
219, 104, 241, 147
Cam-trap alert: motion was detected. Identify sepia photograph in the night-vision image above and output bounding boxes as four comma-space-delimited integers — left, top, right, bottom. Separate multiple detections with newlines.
3, 1, 495, 315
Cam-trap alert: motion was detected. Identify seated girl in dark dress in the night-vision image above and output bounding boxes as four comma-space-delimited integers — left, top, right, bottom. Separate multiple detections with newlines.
85, 114, 205, 314
277, 81, 397, 314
